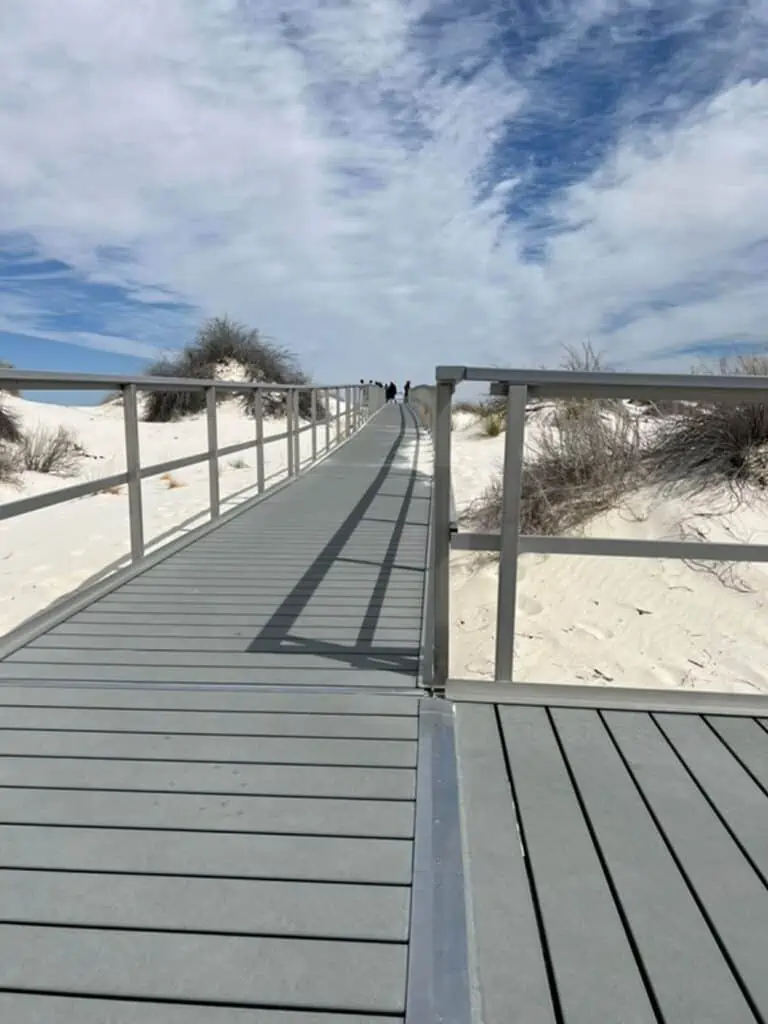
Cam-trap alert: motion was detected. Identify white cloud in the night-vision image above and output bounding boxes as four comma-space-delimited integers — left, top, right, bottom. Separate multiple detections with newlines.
0, 0, 767, 384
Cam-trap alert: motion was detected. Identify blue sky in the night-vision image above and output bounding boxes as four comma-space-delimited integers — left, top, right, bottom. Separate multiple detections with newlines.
1, 0, 768, 404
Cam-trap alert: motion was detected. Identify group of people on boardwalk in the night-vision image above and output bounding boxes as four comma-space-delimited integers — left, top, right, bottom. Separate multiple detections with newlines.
361, 380, 411, 403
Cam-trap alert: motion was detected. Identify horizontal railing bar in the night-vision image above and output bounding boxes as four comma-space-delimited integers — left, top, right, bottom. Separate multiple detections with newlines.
437, 364, 768, 404
0, 420, 340, 509
450, 533, 500, 552
451, 530, 768, 563
216, 439, 259, 459
0, 368, 358, 391
138, 450, 216, 479
0, 472, 129, 521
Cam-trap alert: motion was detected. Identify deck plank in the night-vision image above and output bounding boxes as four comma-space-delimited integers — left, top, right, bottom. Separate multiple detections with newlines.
0, 706, 419, 739
0, 994, 401, 1024
655, 712, 768, 880
0, 665, 421, 686
38, 626, 423, 643
0, 686, 419, 715
4, 650, 421, 669
454, 703, 556, 1024
552, 708, 755, 1023
0, 870, 409, 940
0, 825, 412, 882
0, 729, 416, 765
605, 710, 768, 1017
0, 757, 415, 799
0, 925, 408, 1014
499, 705, 656, 1024
705, 715, 768, 792
0, 787, 414, 837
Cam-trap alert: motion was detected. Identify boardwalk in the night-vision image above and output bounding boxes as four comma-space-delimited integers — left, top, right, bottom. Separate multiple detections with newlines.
0, 403, 430, 690
0, 404, 464, 1022
2, 402, 768, 1022
451, 683, 768, 1024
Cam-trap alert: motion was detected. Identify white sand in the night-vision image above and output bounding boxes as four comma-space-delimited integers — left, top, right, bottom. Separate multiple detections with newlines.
449, 410, 768, 693
0, 393, 347, 636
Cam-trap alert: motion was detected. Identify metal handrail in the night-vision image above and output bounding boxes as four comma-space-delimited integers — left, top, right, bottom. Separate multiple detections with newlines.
430, 364, 768, 689
1, 369, 380, 562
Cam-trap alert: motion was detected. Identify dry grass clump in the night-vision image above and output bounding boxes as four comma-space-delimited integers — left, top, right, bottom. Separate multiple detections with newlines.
143, 316, 318, 423
468, 346, 768, 540
0, 443, 21, 484
160, 472, 185, 490
0, 398, 21, 445
482, 412, 504, 437
468, 341, 642, 536
19, 425, 82, 476
454, 400, 485, 415
644, 354, 768, 496
471, 401, 642, 535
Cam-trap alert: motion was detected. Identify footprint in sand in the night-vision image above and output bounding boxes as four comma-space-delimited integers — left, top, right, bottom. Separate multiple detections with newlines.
518, 595, 543, 617
456, 604, 492, 632
574, 623, 615, 642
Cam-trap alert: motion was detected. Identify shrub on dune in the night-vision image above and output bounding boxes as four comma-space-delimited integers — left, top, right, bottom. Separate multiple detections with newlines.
471, 400, 642, 536
644, 355, 768, 496
19, 425, 82, 476
0, 398, 21, 445
142, 316, 320, 422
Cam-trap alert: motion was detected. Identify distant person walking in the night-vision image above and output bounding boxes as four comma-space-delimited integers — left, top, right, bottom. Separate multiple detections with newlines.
403, 380, 411, 403
385, 382, 397, 404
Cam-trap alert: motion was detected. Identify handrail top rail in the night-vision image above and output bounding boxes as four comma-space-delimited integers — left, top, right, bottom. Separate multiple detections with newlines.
0, 368, 362, 392
436, 364, 768, 402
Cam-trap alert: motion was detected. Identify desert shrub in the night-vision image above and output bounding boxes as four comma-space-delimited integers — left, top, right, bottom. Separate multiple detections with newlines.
142, 316, 319, 422
20, 425, 82, 475
0, 398, 21, 443
479, 341, 610, 426
0, 443, 21, 483
470, 401, 642, 536
454, 400, 485, 415
481, 412, 503, 437
644, 354, 768, 495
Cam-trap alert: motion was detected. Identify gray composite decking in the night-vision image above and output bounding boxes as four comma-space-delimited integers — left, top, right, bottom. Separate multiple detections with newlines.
0, 405, 450, 1021
453, 688, 768, 1024
0, 403, 430, 688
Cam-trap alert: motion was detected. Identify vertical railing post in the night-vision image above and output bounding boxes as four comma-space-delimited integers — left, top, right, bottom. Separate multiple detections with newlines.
311, 389, 318, 462
294, 389, 301, 473
122, 382, 144, 562
345, 386, 351, 437
254, 388, 265, 494
494, 385, 528, 682
286, 390, 295, 477
206, 386, 220, 520
335, 387, 341, 444
432, 379, 454, 688
324, 387, 331, 451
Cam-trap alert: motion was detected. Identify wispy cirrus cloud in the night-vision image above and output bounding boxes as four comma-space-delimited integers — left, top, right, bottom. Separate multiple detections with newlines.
0, 0, 767, 382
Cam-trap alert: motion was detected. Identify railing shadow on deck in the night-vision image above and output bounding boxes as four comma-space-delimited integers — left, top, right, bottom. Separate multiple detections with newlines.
245, 403, 429, 673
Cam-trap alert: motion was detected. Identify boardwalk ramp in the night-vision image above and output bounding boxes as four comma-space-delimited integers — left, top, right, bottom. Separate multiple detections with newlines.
0, 404, 463, 1022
